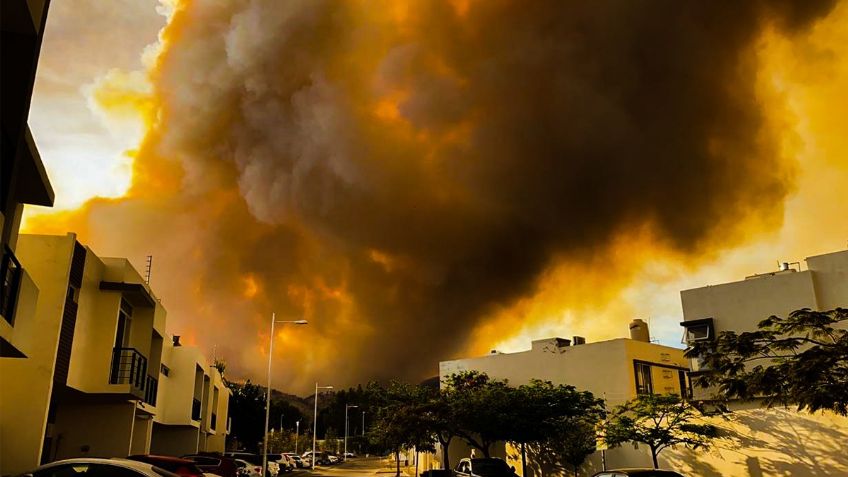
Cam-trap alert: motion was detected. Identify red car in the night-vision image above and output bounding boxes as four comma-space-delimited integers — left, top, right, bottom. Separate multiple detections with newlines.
127, 455, 205, 477
183, 453, 240, 477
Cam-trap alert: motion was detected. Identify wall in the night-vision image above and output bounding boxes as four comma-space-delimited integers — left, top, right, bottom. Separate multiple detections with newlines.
150, 424, 200, 456
681, 270, 818, 336
0, 234, 74, 475
52, 401, 135, 459
807, 250, 848, 311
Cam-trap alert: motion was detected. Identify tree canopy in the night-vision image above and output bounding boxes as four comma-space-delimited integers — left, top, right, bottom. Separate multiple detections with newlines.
687, 308, 848, 415
605, 393, 719, 469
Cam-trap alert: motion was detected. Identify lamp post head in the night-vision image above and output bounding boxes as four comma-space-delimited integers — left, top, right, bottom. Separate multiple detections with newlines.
293, 320, 308, 325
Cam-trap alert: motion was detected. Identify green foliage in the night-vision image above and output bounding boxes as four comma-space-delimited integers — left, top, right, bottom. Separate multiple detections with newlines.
267, 429, 298, 453
604, 394, 719, 469
687, 308, 848, 415
444, 371, 514, 456
514, 380, 605, 477
225, 381, 306, 452
226, 380, 266, 451
532, 418, 598, 477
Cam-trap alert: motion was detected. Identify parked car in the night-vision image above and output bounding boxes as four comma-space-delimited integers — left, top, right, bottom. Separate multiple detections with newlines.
591, 470, 684, 477
327, 455, 339, 464
264, 454, 287, 474
283, 453, 303, 468
127, 455, 206, 477
454, 458, 517, 477
343, 452, 356, 459
23, 458, 180, 477
224, 453, 268, 477
182, 453, 239, 477
232, 458, 259, 477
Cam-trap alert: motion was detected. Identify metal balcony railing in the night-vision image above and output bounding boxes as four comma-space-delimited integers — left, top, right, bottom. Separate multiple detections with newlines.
110, 347, 147, 391
1, 245, 22, 325
144, 375, 159, 406
192, 398, 202, 421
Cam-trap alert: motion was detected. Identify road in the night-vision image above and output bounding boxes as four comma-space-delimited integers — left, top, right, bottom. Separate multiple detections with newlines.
293, 458, 402, 477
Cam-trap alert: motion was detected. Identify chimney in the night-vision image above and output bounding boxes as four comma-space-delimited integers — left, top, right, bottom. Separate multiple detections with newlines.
629, 319, 650, 343
173, 335, 181, 347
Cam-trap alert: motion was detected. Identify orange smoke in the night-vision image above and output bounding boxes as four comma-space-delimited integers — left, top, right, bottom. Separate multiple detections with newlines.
24, 0, 848, 392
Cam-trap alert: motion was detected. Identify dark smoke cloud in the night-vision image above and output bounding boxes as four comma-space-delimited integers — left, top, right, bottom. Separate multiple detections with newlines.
41, 0, 837, 390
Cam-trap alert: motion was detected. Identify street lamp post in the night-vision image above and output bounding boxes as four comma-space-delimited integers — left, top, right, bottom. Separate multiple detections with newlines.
313, 383, 334, 469
344, 404, 358, 461
295, 420, 300, 454
362, 411, 365, 436
262, 314, 308, 477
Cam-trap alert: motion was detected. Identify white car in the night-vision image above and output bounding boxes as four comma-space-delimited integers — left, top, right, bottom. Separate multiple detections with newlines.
23, 458, 180, 476
234, 458, 263, 477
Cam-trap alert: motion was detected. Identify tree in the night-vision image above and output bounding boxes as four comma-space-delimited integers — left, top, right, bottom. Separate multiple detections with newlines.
367, 381, 435, 476
445, 372, 513, 457
502, 380, 604, 477
604, 394, 719, 469
687, 308, 848, 415
324, 427, 340, 453
539, 418, 599, 477
226, 380, 267, 451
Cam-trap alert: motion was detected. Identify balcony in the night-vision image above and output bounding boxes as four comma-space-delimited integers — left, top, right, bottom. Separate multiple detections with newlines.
110, 347, 148, 393
191, 398, 202, 421
1, 245, 22, 325
144, 375, 158, 406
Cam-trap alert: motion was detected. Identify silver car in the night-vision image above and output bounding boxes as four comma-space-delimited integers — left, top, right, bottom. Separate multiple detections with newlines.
23, 458, 180, 476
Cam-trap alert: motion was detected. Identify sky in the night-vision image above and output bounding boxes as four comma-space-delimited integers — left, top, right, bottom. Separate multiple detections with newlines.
23, 0, 848, 394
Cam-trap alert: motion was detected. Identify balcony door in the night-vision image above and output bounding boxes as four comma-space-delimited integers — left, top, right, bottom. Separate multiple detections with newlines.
114, 299, 133, 349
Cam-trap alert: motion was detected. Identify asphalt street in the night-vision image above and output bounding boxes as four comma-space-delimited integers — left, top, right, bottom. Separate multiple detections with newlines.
298, 458, 402, 477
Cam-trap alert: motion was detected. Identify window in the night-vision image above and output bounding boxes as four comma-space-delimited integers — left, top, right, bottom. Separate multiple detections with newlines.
681, 318, 715, 344
635, 362, 653, 394
160, 363, 170, 376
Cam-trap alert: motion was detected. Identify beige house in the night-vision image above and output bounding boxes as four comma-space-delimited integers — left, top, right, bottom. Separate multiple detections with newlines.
681, 248, 848, 379
437, 320, 689, 474
152, 336, 230, 455
673, 248, 848, 476
1, 0, 54, 359
0, 234, 230, 475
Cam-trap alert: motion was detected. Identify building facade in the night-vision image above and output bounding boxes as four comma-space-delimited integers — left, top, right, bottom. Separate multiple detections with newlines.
0, 0, 54, 359
676, 249, 848, 476
438, 320, 689, 474
152, 336, 231, 456
0, 234, 230, 475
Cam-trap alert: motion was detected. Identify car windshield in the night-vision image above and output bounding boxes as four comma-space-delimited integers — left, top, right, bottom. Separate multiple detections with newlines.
471, 459, 512, 476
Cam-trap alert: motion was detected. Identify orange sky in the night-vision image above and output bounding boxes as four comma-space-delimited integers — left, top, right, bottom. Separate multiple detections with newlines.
23, 0, 848, 392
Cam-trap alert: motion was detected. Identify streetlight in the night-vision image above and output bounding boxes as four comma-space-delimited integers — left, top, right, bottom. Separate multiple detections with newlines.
344, 404, 359, 461
313, 383, 334, 469
262, 314, 308, 477
362, 411, 366, 437
295, 420, 301, 454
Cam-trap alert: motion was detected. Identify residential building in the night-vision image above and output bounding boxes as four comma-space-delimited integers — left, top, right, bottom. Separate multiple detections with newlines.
0, 234, 230, 475
675, 248, 848, 476
1, 233, 165, 474
681, 249, 848, 383
1, 0, 54, 358
438, 320, 689, 473
151, 336, 231, 455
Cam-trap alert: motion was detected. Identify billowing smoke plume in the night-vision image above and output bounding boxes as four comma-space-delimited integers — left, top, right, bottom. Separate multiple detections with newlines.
32, 0, 837, 391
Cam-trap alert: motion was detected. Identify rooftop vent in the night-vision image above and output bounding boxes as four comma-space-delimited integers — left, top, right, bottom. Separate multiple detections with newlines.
173, 335, 181, 347
572, 336, 586, 345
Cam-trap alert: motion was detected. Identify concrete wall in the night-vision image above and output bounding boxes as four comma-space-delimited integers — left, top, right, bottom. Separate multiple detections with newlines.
156, 343, 207, 426
807, 250, 848, 311
150, 424, 200, 456
0, 234, 74, 475
53, 401, 135, 459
